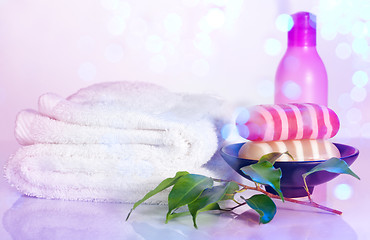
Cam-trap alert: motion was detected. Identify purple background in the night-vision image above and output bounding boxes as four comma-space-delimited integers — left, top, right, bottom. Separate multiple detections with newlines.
1, 0, 369, 142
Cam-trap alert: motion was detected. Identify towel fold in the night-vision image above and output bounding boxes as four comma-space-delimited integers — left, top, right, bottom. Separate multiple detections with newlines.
37, 82, 222, 130
16, 109, 172, 146
6, 143, 217, 203
15, 109, 217, 164
5, 81, 236, 203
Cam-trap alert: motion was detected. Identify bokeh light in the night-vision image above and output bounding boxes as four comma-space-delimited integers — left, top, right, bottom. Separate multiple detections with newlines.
210, 0, 227, 6
234, 108, 251, 140
257, 80, 274, 98
221, 107, 252, 141
366, 21, 370, 37
100, 0, 119, 10
320, 24, 337, 40
308, 13, 316, 29
128, 18, 148, 36
115, 1, 131, 19
78, 62, 97, 82
104, 44, 124, 63
182, 0, 200, 7
336, 127, 351, 140
224, 0, 244, 21
334, 183, 353, 200
352, 21, 367, 38
149, 55, 167, 73
337, 17, 352, 35
77, 35, 95, 52
235, 124, 249, 139
1, 0, 370, 147
164, 43, 177, 56
220, 123, 244, 141
319, 0, 370, 63
146, 35, 164, 53
283, 56, 300, 71
264, 38, 282, 56
346, 107, 362, 124
107, 16, 126, 35
283, 81, 301, 100
350, 86, 367, 102
361, 122, 370, 138
337, 93, 354, 110
335, 42, 352, 59
193, 33, 213, 55
352, 70, 368, 88
235, 108, 250, 125
275, 14, 294, 32
191, 59, 209, 76
352, 38, 369, 55
164, 13, 183, 33
221, 123, 233, 139
205, 8, 225, 29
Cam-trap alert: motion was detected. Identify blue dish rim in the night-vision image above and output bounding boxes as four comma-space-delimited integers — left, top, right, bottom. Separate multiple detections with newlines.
220, 142, 359, 165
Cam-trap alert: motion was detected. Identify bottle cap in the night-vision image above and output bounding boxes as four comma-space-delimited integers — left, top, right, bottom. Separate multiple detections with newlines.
288, 12, 316, 47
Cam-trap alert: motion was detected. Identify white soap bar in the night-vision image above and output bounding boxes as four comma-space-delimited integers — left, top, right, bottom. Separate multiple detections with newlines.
238, 139, 340, 161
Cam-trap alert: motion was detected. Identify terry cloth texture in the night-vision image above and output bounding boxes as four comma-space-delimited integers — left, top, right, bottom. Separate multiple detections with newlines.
5, 81, 238, 203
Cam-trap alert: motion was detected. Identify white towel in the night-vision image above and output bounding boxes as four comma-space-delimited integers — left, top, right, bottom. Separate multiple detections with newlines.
14, 110, 217, 163
37, 82, 222, 129
5, 143, 218, 203
5, 81, 237, 203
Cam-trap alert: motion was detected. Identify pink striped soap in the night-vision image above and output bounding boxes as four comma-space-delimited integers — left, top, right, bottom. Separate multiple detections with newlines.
236, 103, 340, 142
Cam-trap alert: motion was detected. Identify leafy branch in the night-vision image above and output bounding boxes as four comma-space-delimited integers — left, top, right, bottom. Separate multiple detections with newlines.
126, 152, 359, 228
212, 177, 342, 215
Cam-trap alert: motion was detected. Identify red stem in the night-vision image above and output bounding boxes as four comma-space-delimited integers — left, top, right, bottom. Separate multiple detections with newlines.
257, 186, 342, 215
213, 178, 342, 215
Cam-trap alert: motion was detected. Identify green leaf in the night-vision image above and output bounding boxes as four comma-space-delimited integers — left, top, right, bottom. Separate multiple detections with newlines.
167, 203, 221, 221
302, 157, 360, 180
221, 181, 240, 201
126, 171, 189, 221
241, 161, 284, 201
259, 151, 294, 164
301, 158, 360, 198
242, 194, 277, 224
166, 174, 213, 223
188, 182, 238, 228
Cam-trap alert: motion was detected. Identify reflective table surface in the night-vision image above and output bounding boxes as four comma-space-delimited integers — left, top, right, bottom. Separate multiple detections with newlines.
1, 138, 369, 240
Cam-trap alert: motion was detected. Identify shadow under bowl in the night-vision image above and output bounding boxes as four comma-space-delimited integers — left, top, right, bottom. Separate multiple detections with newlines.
220, 143, 359, 198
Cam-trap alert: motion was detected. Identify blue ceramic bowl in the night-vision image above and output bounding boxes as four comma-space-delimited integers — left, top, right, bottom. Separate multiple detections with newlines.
220, 143, 359, 198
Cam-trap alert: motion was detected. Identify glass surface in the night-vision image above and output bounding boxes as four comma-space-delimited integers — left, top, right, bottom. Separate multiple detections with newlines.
1, 139, 369, 240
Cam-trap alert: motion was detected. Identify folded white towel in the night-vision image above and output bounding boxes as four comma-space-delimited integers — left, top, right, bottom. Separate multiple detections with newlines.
6, 81, 237, 203
15, 109, 167, 145
5, 143, 218, 203
15, 110, 217, 164
37, 82, 222, 129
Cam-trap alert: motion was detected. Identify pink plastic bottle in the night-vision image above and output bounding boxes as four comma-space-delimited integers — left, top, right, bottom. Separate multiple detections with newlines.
275, 12, 328, 107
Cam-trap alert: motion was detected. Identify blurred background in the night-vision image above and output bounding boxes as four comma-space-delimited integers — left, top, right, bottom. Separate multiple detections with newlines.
1, 2, 370, 238
0, 0, 369, 143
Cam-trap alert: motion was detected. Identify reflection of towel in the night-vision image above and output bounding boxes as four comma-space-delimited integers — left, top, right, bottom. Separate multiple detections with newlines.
6, 81, 236, 203
3, 196, 357, 240
3, 196, 211, 240
3, 196, 142, 240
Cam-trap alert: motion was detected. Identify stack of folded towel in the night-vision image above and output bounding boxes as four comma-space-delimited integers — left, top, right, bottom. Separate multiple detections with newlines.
5, 81, 233, 203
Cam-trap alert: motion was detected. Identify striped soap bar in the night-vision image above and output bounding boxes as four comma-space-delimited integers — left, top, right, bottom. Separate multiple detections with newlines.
238, 139, 341, 161
236, 103, 340, 142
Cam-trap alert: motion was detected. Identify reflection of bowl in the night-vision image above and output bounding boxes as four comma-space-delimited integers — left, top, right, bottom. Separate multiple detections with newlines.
220, 143, 359, 198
